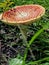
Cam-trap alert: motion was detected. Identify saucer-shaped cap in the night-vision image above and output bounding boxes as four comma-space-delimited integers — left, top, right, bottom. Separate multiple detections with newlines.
0, 5, 45, 25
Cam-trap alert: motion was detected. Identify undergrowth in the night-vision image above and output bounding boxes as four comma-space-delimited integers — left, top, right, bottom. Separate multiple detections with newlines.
0, 0, 49, 65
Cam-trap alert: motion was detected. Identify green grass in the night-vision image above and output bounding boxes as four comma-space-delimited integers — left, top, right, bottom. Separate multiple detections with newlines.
0, 0, 49, 65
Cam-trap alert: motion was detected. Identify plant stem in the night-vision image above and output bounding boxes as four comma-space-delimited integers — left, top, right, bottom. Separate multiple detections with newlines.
17, 24, 27, 44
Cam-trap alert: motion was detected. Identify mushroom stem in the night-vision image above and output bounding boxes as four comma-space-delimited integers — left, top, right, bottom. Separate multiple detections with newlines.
17, 24, 36, 61
17, 24, 27, 44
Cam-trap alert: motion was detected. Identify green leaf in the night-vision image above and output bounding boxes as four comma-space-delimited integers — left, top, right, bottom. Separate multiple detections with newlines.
28, 57, 49, 65
7, 2, 14, 7
28, 28, 44, 47
0, 3, 6, 7
9, 58, 23, 65
40, 63, 49, 65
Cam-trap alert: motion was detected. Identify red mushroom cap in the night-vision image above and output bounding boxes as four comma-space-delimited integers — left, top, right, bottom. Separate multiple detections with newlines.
0, 4, 45, 25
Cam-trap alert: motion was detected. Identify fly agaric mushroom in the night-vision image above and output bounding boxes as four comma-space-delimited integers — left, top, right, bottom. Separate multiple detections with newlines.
0, 5, 45, 25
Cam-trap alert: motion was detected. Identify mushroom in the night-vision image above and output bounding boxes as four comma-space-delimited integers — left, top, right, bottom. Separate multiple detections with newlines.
0, 4, 45, 25
0, 4, 45, 60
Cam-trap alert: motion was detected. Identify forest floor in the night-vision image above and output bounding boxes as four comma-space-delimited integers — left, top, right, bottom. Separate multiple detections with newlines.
0, 0, 49, 65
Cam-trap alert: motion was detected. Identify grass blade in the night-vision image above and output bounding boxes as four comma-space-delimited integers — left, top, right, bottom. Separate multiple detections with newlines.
28, 28, 44, 47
